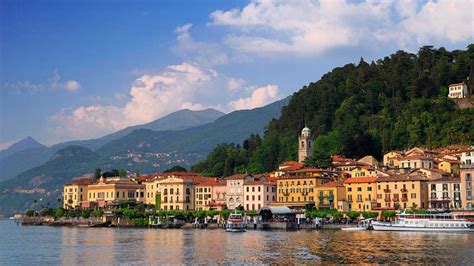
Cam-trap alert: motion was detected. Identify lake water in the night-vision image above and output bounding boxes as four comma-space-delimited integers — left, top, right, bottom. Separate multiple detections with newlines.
1, 220, 473, 265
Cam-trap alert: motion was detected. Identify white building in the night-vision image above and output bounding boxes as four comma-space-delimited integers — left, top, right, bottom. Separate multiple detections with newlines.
243, 180, 277, 211
225, 174, 254, 210
427, 177, 462, 210
448, 82, 469, 99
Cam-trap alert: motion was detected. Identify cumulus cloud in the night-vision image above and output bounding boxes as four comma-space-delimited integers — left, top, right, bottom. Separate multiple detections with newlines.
4, 69, 81, 93
228, 85, 279, 110
209, 0, 473, 56
49, 62, 280, 141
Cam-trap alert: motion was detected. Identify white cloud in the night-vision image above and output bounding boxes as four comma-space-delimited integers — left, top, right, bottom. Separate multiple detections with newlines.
49, 62, 280, 141
5, 69, 81, 93
209, 0, 474, 56
172, 23, 230, 66
228, 84, 279, 110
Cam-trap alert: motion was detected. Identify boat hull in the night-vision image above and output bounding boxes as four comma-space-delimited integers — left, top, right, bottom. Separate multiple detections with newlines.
372, 224, 473, 232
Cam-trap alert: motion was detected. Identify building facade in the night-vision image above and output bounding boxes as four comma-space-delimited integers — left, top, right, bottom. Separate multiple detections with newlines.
448, 82, 469, 98
63, 179, 93, 209
226, 174, 254, 210
344, 177, 378, 212
315, 181, 347, 211
427, 177, 462, 210
376, 175, 429, 210
243, 180, 276, 211
85, 177, 145, 209
460, 147, 474, 210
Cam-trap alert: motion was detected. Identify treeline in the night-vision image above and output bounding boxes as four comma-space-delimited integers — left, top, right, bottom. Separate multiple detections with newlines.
192, 45, 474, 175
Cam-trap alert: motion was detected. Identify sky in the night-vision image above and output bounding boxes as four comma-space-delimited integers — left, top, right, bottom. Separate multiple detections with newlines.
0, 0, 473, 148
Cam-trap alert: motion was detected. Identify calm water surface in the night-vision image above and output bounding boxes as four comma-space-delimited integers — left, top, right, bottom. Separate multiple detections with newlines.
1, 220, 473, 265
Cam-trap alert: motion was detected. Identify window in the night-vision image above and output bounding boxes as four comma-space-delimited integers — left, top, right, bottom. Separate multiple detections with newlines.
348, 187, 352, 192
357, 187, 362, 192
246, 187, 249, 192
368, 187, 372, 191
431, 184, 436, 191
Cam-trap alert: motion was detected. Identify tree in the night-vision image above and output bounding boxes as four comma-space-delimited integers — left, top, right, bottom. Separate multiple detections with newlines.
91, 210, 104, 218
347, 211, 360, 220
164, 165, 187, 173
40, 207, 54, 217
54, 208, 65, 218
381, 210, 397, 221
362, 212, 378, 219
94, 168, 102, 179
26, 210, 36, 217
118, 169, 127, 178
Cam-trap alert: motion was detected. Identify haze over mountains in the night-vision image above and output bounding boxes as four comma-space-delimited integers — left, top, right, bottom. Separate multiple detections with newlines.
0, 108, 225, 181
0, 97, 290, 215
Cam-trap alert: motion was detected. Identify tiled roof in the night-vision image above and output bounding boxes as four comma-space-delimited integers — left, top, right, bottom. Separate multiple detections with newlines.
225, 173, 251, 180
65, 178, 96, 186
401, 155, 433, 160
244, 180, 276, 186
377, 174, 428, 182
344, 177, 378, 183
320, 181, 344, 187
279, 161, 303, 170
288, 168, 338, 173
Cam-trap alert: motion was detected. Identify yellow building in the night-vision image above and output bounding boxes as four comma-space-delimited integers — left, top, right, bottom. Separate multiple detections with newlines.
85, 177, 145, 209
437, 159, 460, 175
275, 168, 339, 209
383, 151, 403, 168
315, 181, 347, 211
63, 179, 94, 209
375, 175, 429, 210
344, 177, 378, 212
350, 166, 389, 178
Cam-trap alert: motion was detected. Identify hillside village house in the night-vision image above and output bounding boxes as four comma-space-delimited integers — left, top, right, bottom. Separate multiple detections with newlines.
383, 151, 403, 168
399, 155, 434, 169
344, 177, 378, 212
350, 166, 389, 178
460, 147, 474, 210
427, 177, 462, 210
448, 82, 470, 98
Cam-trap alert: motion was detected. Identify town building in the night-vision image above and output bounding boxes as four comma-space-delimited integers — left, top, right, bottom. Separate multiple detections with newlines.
243, 180, 276, 211
275, 168, 339, 209
315, 181, 347, 212
85, 176, 145, 209
298, 127, 313, 163
427, 177, 462, 210
225, 174, 254, 210
448, 82, 470, 98
208, 182, 227, 210
194, 179, 219, 211
383, 151, 403, 168
350, 166, 389, 178
399, 155, 434, 169
344, 177, 378, 212
63, 178, 94, 209
460, 147, 474, 210
375, 174, 429, 210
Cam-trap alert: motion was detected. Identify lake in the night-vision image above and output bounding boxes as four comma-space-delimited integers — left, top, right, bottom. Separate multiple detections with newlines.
1, 220, 473, 264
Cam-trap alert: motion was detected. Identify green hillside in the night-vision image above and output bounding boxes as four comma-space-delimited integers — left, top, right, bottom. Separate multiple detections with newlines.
193, 45, 474, 174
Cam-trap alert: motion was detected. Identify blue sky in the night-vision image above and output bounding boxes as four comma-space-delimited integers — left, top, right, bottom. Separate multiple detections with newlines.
1, 0, 472, 148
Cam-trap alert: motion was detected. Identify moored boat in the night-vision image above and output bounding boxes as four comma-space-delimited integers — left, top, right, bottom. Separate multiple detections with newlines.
372, 212, 473, 232
226, 213, 246, 232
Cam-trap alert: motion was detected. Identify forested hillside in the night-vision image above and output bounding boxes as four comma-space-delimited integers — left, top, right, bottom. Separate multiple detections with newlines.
193, 45, 474, 175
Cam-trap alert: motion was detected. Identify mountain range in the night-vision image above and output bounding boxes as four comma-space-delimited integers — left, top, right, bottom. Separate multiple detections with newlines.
0, 97, 290, 215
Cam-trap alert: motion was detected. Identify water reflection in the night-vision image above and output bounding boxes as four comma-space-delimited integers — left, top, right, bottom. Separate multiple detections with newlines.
1, 221, 473, 265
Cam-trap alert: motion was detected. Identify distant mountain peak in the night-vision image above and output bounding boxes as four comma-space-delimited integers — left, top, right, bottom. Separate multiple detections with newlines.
1, 136, 45, 153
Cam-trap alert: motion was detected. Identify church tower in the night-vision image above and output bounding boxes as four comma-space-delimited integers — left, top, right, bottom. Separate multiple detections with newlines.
298, 127, 313, 163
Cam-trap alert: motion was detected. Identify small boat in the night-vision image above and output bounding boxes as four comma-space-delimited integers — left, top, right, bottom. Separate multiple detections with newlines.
341, 218, 373, 231
372, 212, 473, 232
226, 213, 246, 232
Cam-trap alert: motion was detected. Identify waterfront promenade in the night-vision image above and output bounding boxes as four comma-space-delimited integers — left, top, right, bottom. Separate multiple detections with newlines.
1, 220, 473, 264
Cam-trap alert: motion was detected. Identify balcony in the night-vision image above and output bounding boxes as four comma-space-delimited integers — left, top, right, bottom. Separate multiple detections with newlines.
401, 198, 408, 202
393, 198, 400, 202
401, 188, 408, 193
384, 189, 391, 193
356, 199, 363, 202
384, 198, 391, 202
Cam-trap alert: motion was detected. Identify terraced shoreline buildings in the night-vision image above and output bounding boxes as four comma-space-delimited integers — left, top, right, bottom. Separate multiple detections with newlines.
63, 127, 474, 218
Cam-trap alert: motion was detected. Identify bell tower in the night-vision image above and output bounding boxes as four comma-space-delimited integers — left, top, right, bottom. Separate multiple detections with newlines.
298, 127, 313, 163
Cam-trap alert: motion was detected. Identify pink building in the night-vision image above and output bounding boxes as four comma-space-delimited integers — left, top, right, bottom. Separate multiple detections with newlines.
243, 180, 277, 211
209, 183, 227, 210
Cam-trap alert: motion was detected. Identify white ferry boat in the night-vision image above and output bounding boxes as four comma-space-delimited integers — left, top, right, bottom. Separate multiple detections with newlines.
226, 213, 246, 232
372, 212, 473, 232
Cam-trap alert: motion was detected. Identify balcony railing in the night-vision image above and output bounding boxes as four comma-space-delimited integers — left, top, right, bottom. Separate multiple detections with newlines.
401, 188, 408, 193
384, 198, 391, 202
384, 189, 391, 193
401, 198, 408, 202
393, 198, 400, 202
